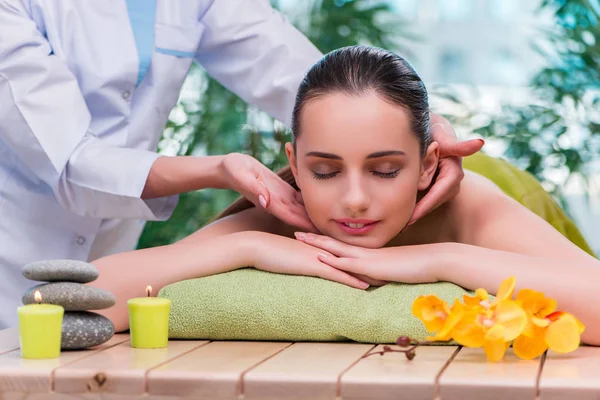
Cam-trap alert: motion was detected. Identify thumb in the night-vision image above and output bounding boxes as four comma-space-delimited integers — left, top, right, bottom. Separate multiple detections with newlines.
440, 138, 484, 158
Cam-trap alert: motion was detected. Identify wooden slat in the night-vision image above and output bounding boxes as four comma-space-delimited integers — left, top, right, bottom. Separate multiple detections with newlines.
147, 341, 291, 399
438, 347, 541, 400
0, 328, 20, 355
0, 393, 188, 400
340, 344, 458, 400
243, 342, 374, 400
0, 334, 128, 393
538, 346, 600, 399
52, 339, 207, 394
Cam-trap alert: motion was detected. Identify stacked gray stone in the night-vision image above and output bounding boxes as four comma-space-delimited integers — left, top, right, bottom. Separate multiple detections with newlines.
22, 260, 116, 350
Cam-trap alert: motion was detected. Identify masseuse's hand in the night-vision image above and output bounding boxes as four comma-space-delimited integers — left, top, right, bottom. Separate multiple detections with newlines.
408, 114, 484, 225
220, 153, 317, 232
295, 232, 438, 285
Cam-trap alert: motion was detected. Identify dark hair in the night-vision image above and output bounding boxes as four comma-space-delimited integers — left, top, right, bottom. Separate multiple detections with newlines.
292, 45, 431, 156
216, 45, 431, 220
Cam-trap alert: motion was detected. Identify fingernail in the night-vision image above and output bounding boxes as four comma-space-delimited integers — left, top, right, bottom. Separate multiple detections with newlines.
360, 281, 370, 289
318, 252, 328, 259
431, 122, 445, 131
295, 232, 306, 240
259, 195, 267, 208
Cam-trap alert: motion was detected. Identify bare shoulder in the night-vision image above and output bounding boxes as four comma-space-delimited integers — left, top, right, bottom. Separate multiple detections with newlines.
177, 206, 294, 245
447, 170, 592, 261
445, 169, 505, 213
450, 170, 509, 210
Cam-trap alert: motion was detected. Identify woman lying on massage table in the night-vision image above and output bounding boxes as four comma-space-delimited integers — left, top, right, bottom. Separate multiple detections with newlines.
90, 46, 600, 347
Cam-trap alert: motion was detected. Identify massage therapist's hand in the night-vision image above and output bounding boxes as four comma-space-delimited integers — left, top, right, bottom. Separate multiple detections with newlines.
220, 153, 317, 232
408, 114, 485, 225
245, 231, 370, 290
295, 232, 439, 285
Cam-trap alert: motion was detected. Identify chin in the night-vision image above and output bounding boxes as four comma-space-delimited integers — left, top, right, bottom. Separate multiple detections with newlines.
331, 233, 392, 249
315, 220, 401, 249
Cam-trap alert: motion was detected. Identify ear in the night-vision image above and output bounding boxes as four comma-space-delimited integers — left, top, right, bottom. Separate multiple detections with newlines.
418, 141, 439, 191
285, 142, 300, 188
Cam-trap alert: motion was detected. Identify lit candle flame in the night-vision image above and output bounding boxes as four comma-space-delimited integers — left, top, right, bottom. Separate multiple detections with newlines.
34, 290, 42, 304
146, 286, 152, 297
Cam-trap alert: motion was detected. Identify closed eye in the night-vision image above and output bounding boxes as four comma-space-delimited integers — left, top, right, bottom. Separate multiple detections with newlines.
371, 169, 400, 178
312, 171, 339, 180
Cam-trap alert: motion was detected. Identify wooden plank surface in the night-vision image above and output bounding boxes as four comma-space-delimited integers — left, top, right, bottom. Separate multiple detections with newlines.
438, 347, 542, 400
538, 346, 600, 400
0, 334, 128, 393
52, 339, 207, 394
1, 327, 600, 400
243, 342, 374, 400
340, 344, 459, 400
0, 393, 185, 400
0, 329, 20, 355
147, 341, 291, 399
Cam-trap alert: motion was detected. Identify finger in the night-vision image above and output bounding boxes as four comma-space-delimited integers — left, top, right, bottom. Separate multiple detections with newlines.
293, 191, 305, 206
439, 139, 484, 158
295, 232, 360, 257
408, 171, 458, 224
289, 205, 319, 233
350, 272, 389, 287
319, 254, 385, 284
246, 173, 270, 208
267, 201, 317, 232
287, 214, 318, 232
317, 253, 364, 275
317, 261, 370, 290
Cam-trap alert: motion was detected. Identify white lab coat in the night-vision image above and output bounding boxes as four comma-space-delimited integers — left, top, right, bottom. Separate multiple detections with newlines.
0, 0, 322, 328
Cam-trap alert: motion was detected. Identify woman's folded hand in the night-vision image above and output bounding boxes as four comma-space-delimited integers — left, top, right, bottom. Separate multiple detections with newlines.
294, 232, 441, 285
243, 231, 370, 290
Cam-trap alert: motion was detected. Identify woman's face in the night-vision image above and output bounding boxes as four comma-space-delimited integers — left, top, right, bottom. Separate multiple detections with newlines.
287, 92, 438, 248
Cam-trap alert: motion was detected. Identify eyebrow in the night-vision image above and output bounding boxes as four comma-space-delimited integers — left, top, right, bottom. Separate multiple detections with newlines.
305, 150, 406, 160
366, 150, 407, 159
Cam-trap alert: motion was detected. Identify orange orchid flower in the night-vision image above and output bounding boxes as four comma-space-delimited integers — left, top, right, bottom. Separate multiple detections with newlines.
412, 295, 452, 333
452, 298, 527, 362
513, 289, 585, 360
411, 276, 584, 362
412, 296, 465, 341
463, 276, 515, 309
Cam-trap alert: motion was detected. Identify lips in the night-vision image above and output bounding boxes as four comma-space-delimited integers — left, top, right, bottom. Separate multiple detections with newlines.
335, 219, 379, 235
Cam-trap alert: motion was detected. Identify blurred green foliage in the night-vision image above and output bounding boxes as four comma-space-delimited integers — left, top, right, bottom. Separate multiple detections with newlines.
441, 0, 599, 202
138, 0, 599, 249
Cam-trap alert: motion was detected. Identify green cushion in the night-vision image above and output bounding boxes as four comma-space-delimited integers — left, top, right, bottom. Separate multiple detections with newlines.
159, 153, 593, 343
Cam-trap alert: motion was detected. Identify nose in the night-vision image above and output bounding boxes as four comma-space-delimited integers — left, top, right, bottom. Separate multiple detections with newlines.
340, 172, 370, 214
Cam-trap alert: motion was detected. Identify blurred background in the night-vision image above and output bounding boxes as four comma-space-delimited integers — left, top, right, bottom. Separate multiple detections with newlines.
138, 0, 600, 254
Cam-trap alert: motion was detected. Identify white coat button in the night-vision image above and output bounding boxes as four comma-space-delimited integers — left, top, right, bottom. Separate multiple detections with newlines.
122, 90, 131, 100
76, 236, 86, 245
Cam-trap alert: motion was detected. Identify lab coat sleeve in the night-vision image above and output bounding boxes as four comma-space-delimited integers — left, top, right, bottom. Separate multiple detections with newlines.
195, 0, 323, 127
0, 0, 176, 221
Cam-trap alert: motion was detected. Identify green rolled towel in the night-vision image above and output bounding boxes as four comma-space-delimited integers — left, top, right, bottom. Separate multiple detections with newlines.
160, 268, 471, 343
159, 153, 594, 342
